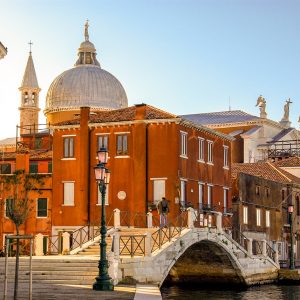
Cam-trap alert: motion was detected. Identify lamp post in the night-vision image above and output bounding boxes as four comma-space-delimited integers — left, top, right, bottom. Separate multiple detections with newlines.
93, 147, 114, 291
288, 204, 295, 270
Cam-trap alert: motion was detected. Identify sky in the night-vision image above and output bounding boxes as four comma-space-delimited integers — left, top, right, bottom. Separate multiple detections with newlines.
0, 0, 299, 139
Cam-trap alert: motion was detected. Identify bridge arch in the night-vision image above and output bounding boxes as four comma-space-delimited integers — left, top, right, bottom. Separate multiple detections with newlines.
161, 239, 246, 287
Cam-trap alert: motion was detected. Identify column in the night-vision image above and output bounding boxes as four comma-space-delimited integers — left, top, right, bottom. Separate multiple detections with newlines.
187, 207, 195, 229
114, 208, 121, 228
145, 232, 152, 257
262, 239, 267, 256
62, 232, 70, 254
147, 212, 153, 228
247, 238, 253, 256
34, 233, 44, 256
215, 212, 222, 231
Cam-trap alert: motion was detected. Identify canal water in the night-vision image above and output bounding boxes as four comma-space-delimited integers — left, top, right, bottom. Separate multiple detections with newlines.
161, 284, 300, 299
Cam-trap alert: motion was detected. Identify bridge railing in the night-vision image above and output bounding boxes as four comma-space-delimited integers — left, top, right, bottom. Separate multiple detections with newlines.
266, 242, 276, 261
47, 235, 61, 255
119, 235, 146, 257
231, 228, 248, 251
119, 211, 148, 228
252, 240, 263, 255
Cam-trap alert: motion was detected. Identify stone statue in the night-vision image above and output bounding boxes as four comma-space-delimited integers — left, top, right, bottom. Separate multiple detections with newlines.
255, 95, 267, 118
84, 20, 89, 41
283, 98, 292, 121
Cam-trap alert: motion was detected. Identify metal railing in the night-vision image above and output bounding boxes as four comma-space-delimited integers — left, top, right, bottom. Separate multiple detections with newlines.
119, 235, 146, 257
119, 211, 148, 228
266, 243, 276, 261
252, 240, 263, 255
47, 235, 61, 255
231, 228, 248, 251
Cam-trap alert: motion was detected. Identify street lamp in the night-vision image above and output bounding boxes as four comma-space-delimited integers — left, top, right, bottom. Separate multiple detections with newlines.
288, 204, 295, 270
93, 147, 114, 291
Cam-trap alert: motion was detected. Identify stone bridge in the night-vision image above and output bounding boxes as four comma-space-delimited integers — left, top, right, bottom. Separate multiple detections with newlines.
114, 226, 279, 287
31, 208, 279, 287
105, 209, 279, 287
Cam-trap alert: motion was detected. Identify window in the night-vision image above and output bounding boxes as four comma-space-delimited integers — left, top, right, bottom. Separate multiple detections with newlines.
265, 187, 270, 197
266, 210, 270, 227
281, 189, 285, 202
255, 186, 260, 196
0, 164, 11, 174
63, 182, 74, 206
256, 208, 261, 226
5, 199, 13, 218
116, 135, 128, 155
48, 161, 52, 173
97, 185, 109, 205
223, 188, 229, 213
198, 183, 204, 209
153, 180, 166, 204
180, 180, 186, 207
35, 137, 42, 149
223, 146, 229, 168
297, 195, 300, 216
207, 185, 213, 208
198, 138, 205, 161
29, 162, 38, 173
207, 141, 213, 163
243, 206, 248, 224
63, 137, 74, 158
97, 135, 109, 151
180, 132, 187, 157
37, 198, 47, 217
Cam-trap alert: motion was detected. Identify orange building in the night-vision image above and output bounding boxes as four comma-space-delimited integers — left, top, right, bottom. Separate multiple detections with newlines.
49, 105, 233, 235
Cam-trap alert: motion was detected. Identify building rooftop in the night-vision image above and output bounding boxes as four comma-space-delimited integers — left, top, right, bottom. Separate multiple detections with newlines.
0, 150, 52, 161
181, 110, 259, 125
270, 127, 295, 142
232, 162, 300, 184
274, 156, 300, 168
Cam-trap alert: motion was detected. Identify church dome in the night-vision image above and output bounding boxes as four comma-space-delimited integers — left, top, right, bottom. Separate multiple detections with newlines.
45, 21, 128, 115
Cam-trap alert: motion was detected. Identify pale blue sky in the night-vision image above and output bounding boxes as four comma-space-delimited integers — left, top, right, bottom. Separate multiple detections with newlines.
0, 0, 299, 139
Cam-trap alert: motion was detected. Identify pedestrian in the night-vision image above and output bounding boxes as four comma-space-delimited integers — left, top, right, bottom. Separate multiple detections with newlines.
157, 197, 170, 228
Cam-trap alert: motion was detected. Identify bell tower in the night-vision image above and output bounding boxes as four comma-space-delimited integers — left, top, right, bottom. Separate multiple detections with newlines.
19, 42, 41, 135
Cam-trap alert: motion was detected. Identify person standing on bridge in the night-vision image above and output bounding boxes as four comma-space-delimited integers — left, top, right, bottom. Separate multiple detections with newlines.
157, 197, 170, 228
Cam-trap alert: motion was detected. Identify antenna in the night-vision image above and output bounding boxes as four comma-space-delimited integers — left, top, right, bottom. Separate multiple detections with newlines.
229, 96, 231, 111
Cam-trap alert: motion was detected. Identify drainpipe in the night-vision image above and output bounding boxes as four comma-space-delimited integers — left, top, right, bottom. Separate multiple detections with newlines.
145, 123, 149, 214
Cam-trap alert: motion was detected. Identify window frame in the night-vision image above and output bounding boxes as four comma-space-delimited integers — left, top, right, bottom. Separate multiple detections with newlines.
0, 163, 11, 174
4, 199, 13, 218
223, 145, 229, 168
63, 137, 75, 158
37, 198, 48, 218
207, 184, 213, 208
266, 210, 270, 227
243, 206, 248, 224
180, 131, 188, 158
198, 138, 205, 162
207, 140, 213, 164
63, 182, 75, 206
256, 208, 261, 226
116, 134, 128, 156
198, 182, 205, 209
29, 161, 38, 174
97, 135, 109, 151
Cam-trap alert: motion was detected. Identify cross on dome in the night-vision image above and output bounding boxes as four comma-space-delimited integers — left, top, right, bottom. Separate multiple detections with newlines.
84, 19, 89, 41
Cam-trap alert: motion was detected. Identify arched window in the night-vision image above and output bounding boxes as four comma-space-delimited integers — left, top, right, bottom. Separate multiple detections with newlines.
32, 92, 35, 102
24, 92, 29, 104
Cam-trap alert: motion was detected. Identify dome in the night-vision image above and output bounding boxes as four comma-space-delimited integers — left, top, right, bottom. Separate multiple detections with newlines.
44, 21, 128, 115
45, 65, 128, 111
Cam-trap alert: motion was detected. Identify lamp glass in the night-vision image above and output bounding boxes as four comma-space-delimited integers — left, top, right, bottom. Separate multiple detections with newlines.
94, 165, 102, 181
97, 147, 108, 164
288, 205, 294, 213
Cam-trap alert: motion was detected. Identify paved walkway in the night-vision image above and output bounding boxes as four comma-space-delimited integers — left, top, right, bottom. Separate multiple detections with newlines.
134, 284, 162, 300
3, 283, 136, 299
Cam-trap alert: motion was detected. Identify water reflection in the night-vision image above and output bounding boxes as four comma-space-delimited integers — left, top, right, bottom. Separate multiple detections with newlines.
161, 284, 300, 300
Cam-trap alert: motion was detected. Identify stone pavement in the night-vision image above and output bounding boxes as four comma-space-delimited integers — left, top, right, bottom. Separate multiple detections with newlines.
134, 284, 162, 300
3, 283, 136, 299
